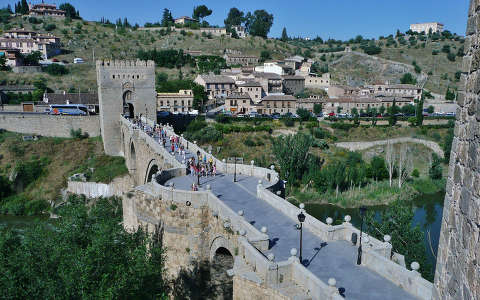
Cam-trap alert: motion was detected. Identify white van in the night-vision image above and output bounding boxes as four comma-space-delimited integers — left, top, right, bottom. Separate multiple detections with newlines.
73, 58, 84, 64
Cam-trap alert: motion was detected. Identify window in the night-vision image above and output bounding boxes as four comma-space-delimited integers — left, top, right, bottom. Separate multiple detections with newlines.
112, 75, 115, 79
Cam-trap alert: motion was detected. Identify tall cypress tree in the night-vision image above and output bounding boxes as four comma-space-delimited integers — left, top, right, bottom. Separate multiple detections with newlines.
281, 27, 288, 42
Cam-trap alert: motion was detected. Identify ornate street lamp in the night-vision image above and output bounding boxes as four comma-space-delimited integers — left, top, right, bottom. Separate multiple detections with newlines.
357, 206, 367, 265
297, 203, 306, 264
196, 150, 201, 186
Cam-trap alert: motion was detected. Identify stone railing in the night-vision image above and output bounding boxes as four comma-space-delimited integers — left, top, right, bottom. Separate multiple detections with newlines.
151, 176, 269, 251
362, 249, 433, 299
237, 237, 342, 300
162, 125, 279, 185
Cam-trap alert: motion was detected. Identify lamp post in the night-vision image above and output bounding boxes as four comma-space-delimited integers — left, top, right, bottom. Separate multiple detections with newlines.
357, 206, 367, 265
196, 150, 201, 186
297, 205, 306, 264
233, 156, 237, 183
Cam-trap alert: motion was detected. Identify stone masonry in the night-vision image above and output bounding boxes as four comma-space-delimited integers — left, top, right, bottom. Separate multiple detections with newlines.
433, 1, 480, 298
96, 60, 156, 156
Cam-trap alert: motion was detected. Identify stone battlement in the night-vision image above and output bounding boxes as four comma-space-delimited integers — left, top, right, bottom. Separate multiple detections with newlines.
96, 59, 155, 69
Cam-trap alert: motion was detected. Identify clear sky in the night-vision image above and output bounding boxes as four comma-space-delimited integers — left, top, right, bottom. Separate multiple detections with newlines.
12, 0, 469, 40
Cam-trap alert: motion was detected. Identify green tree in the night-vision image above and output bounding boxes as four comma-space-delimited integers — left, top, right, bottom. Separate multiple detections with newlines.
366, 201, 433, 281
416, 99, 424, 126
443, 126, 454, 163
281, 27, 288, 42
272, 133, 313, 186
427, 105, 434, 114
23, 51, 42, 66
351, 107, 359, 116
224, 7, 244, 29
429, 153, 443, 179
313, 103, 322, 115
445, 88, 456, 101
192, 5, 212, 22
447, 52, 456, 62
296, 108, 311, 122
379, 105, 386, 116
260, 50, 271, 62
387, 100, 399, 126
400, 73, 417, 85
59, 3, 81, 19
246, 10, 274, 38
369, 156, 388, 181
0, 55, 10, 71
0, 196, 169, 299
44, 64, 69, 76
161, 8, 174, 27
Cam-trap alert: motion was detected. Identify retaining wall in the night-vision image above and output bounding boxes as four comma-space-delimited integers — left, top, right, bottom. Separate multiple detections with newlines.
0, 113, 100, 137
67, 175, 134, 198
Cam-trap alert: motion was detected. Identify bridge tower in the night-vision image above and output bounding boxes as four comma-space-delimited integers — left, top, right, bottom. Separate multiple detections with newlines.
96, 60, 156, 156
433, 1, 480, 298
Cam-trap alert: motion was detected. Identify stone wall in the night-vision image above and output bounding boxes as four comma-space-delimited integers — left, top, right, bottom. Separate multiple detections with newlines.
233, 275, 290, 300
433, 1, 480, 298
0, 113, 100, 137
67, 175, 134, 198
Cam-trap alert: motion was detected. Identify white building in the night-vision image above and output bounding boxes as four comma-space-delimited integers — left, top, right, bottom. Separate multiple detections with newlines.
254, 63, 284, 76
410, 22, 444, 34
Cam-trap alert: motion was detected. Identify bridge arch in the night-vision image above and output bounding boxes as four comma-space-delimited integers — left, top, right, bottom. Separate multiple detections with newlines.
210, 236, 234, 299
123, 90, 134, 118
144, 159, 161, 184
129, 141, 137, 172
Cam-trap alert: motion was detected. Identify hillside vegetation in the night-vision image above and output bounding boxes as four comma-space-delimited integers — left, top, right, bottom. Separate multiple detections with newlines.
0, 131, 127, 215
0, 14, 464, 96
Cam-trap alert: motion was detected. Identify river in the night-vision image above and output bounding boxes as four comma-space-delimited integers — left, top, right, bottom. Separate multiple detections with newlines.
305, 191, 445, 269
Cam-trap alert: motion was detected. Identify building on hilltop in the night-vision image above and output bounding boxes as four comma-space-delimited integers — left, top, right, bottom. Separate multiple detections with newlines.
252, 72, 283, 94
0, 29, 61, 59
174, 16, 198, 25
367, 83, 423, 101
157, 90, 194, 113
231, 25, 247, 38
200, 27, 227, 37
237, 81, 263, 102
284, 55, 305, 70
224, 93, 261, 114
410, 22, 444, 34
304, 73, 331, 90
28, 2, 66, 18
261, 94, 297, 115
254, 62, 293, 76
282, 75, 305, 96
194, 74, 236, 100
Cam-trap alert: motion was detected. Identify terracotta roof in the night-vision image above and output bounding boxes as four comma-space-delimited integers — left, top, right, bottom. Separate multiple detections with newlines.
262, 95, 296, 101
325, 97, 379, 104
386, 84, 420, 89
43, 93, 98, 105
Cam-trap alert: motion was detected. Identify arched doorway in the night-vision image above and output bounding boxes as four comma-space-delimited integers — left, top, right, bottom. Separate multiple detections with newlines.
146, 164, 159, 183
211, 247, 234, 299
123, 90, 134, 118
130, 142, 136, 171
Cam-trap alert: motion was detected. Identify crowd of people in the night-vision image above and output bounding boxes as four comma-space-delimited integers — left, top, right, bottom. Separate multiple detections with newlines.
129, 116, 217, 190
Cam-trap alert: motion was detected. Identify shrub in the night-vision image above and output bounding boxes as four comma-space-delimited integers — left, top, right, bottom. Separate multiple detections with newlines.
44, 64, 69, 76
70, 128, 88, 139
313, 127, 328, 139
282, 118, 294, 127
243, 138, 256, 147
43, 23, 56, 31
411, 169, 420, 178
447, 52, 456, 62
215, 114, 230, 124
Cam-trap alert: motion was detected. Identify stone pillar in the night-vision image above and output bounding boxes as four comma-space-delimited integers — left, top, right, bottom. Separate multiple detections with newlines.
433, 1, 480, 298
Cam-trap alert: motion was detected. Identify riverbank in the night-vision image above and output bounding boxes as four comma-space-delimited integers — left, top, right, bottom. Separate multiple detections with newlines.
289, 178, 446, 208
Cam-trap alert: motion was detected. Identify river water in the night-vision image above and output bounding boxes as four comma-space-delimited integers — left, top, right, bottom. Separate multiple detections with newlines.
305, 191, 445, 268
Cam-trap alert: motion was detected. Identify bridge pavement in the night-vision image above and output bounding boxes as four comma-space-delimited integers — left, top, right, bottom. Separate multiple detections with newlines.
159, 138, 416, 300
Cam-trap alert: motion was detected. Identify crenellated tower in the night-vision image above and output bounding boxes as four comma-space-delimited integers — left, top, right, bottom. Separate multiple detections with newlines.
96, 59, 156, 155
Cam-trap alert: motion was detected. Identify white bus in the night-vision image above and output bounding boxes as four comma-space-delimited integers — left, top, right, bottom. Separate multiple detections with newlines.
49, 104, 88, 115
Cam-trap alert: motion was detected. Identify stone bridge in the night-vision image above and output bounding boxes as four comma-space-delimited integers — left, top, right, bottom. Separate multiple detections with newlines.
119, 116, 432, 300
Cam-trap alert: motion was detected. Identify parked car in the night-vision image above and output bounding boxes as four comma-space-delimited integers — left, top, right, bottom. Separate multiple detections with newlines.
445, 112, 455, 117
328, 112, 335, 117
337, 113, 348, 118
236, 114, 245, 118
249, 111, 259, 118
73, 58, 84, 64
316, 112, 324, 118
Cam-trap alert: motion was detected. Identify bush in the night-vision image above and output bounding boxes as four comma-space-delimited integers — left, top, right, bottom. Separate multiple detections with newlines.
243, 138, 256, 147
282, 118, 294, 127
43, 23, 56, 31
312, 127, 328, 139
44, 64, 69, 76
412, 169, 420, 178
70, 128, 88, 139
184, 126, 222, 144
215, 114, 230, 124
447, 52, 456, 62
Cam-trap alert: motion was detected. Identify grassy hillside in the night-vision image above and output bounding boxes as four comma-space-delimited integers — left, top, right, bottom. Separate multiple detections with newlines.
0, 131, 127, 215
0, 15, 463, 96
